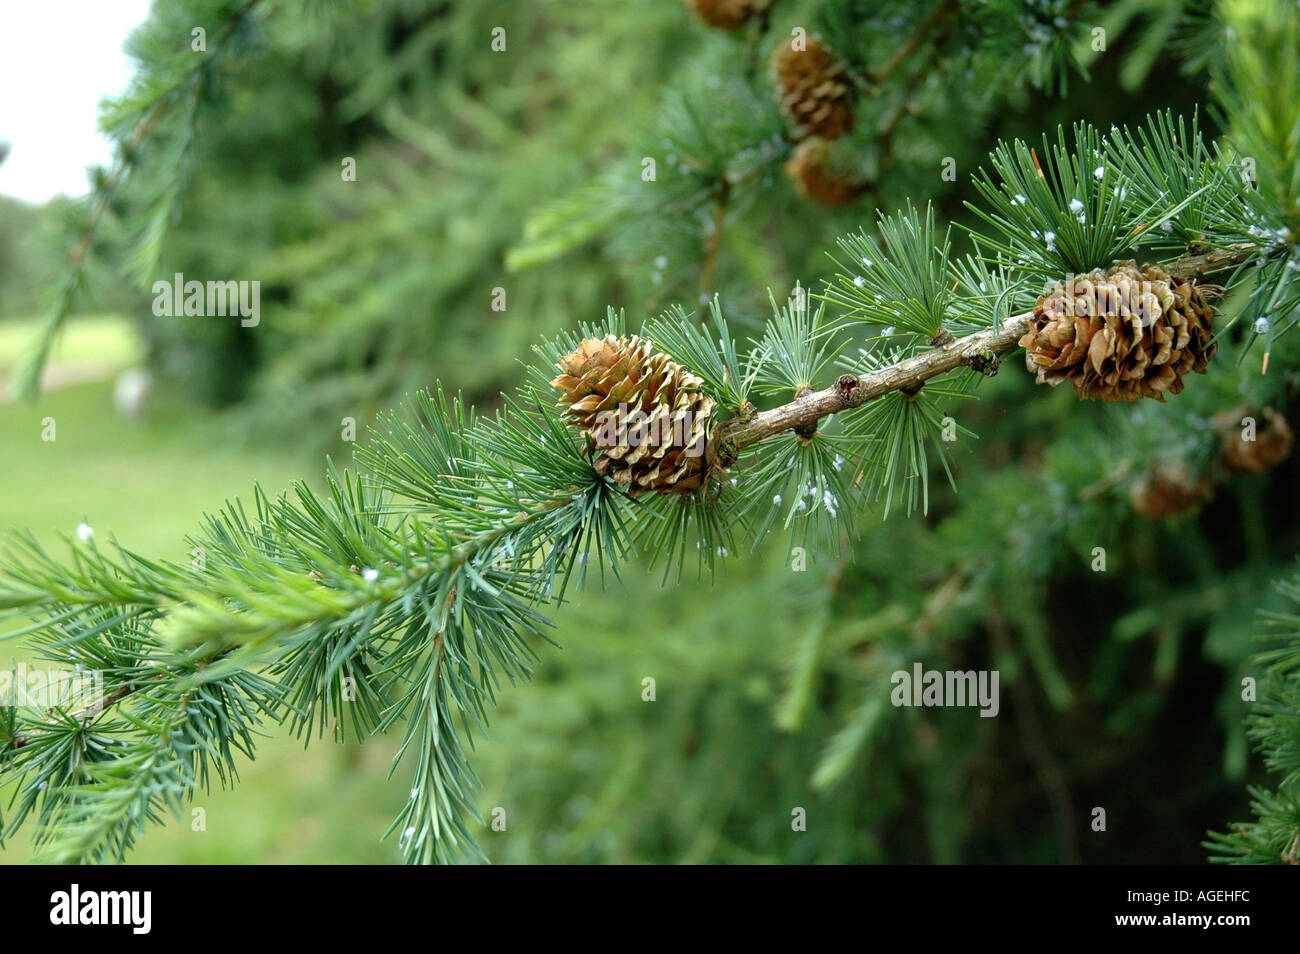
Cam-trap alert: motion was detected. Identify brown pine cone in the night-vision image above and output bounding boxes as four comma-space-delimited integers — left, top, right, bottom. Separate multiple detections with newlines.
1019, 262, 1217, 402
685, 0, 765, 30
783, 137, 867, 206
771, 35, 855, 140
1130, 459, 1215, 519
551, 335, 717, 496
1215, 405, 1294, 474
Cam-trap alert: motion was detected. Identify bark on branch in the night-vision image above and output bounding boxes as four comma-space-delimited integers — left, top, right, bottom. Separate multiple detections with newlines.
717, 315, 1029, 460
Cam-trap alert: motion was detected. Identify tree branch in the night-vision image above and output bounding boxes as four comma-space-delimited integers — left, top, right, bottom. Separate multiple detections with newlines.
862, 0, 959, 90
713, 244, 1260, 463
700, 179, 730, 302
13, 0, 265, 401
8, 681, 148, 750
718, 316, 1027, 459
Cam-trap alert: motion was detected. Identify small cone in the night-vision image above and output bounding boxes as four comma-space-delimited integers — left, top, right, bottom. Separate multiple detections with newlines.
685, 0, 764, 30
771, 35, 855, 140
552, 335, 717, 496
1215, 405, 1294, 474
1019, 262, 1217, 402
1130, 459, 1214, 519
784, 137, 867, 206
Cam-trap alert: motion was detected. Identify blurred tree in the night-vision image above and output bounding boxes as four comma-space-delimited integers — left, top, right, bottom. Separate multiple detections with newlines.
3, 0, 1300, 867
0, 194, 41, 318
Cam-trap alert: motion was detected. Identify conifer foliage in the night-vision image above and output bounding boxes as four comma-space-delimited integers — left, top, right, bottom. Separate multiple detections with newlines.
3, 0, 1300, 865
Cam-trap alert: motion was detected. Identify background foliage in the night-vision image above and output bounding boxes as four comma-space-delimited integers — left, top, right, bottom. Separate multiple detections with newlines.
1, 0, 1298, 863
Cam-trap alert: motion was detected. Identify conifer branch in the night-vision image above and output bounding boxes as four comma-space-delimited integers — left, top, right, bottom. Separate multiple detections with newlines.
862, 0, 959, 90
2, 16, 1291, 862
700, 180, 731, 300
9, 682, 145, 751
715, 241, 1263, 463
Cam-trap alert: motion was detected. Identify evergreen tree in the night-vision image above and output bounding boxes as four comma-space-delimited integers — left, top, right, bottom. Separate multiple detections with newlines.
3, 0, 1300, 865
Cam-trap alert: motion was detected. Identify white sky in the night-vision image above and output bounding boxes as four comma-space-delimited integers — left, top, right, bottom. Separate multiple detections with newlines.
0, 0, 154, 204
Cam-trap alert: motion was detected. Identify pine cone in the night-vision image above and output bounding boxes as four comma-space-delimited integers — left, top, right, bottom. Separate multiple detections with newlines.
551, 335, 717, 496
1130, 459, 1214, 519
784, 137, 867, 206
685, 0, 763, 30
1019, 262, 1217, 402
771, 35, 855, 140
1215, 405, 1294, 474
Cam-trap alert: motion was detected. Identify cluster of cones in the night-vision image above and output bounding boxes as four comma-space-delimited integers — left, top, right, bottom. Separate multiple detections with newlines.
1015, 260, 1292, 518
1130, 406, 1294, 519
683, 3, 867, 204
770, 35, 866, 206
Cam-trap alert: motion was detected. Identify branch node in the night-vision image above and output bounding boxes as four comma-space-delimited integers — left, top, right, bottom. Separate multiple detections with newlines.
834, 373, 864, 406
966, 345, 1000, 377
710, 428, 740, 470
793, 386, 819, 440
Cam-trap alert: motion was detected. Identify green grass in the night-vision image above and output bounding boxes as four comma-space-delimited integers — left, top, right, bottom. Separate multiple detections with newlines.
0, 314, 142, 373
0, 316, 409, 863
0, 380, 313, 558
